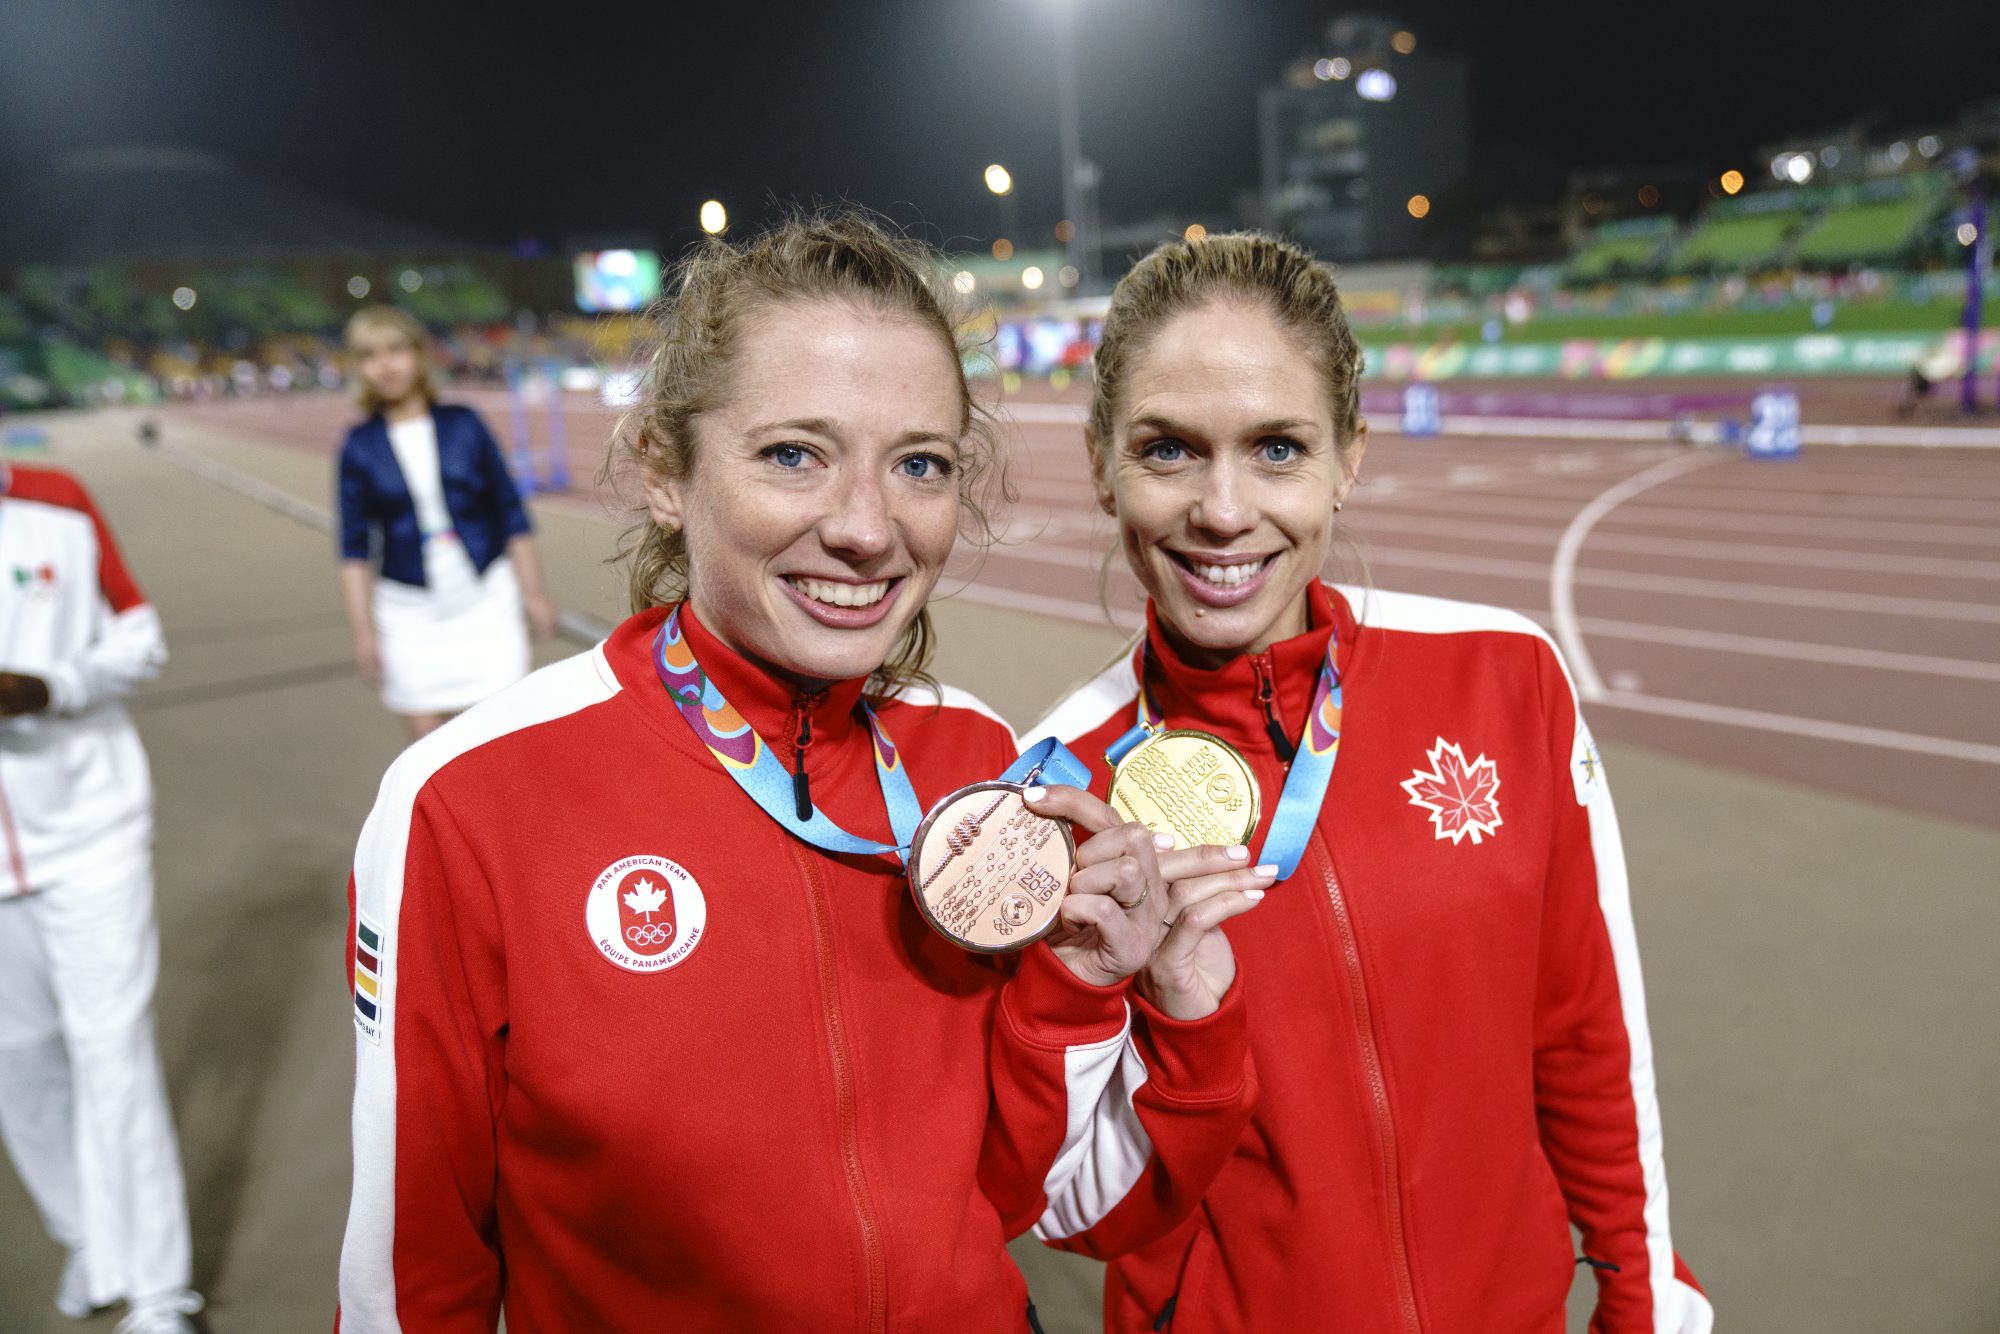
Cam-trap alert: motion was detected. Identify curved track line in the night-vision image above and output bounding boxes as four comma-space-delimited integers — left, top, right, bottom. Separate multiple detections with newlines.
1551, 451, 1728, 700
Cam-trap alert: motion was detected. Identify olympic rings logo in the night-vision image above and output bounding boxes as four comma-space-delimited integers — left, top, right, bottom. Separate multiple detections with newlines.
625, 922, 675, 947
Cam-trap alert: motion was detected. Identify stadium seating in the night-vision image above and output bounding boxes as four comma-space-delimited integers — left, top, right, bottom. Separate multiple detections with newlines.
1567, 220, 1677, 282
1790, 195, 1943, 266
1668, 210, 1805, 273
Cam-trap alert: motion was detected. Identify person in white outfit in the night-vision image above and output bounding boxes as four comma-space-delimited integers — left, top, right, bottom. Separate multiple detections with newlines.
0, 461, 204, 1333
335, 306, 556, 744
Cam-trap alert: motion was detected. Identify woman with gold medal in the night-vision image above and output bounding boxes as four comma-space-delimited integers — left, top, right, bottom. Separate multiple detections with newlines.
1030, 234, 1711, 1332
336, 213, 1269, 1332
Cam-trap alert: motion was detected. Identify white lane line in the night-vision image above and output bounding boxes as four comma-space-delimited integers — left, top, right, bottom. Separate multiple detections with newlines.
1371, 544, 2000, 623
1357, 510, 2000, 580
1801, 424, 2000, 448
1540, 614, 2000, 684
1594, 691, 2000, 765
1387, 412, 2000, 450
160, 441, 335, 530
1366, 490, 2000, 546
1560, 454, 1727, 699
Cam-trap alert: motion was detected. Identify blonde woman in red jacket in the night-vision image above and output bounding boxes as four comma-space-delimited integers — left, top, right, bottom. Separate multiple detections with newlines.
335, 215, 1269, 1333
1028, 233, 1711, 1333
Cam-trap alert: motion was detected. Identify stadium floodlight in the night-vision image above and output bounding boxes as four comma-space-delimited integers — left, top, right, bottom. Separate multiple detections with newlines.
952, 270, 977, 295
171, 287, 196, 311
984, 163, 1014, 196
1313, 59, 1336, 81
1022, 266, 1046, 290
992, 238, 1015, 260
1391, 30, 1416, 54
700, 200, 728, 234
1959, 223, 1980, 247
1886, 141, 1911, 166
1720, 170, 1744, 196
1058, 265, 1080, 288
1329, 56, 1351, 79
1776, 153, 1814, 184
1918, 135, 1942, 158
1355, 68, 1396, 101
399, 269, 423, 292
1820, 146, 1842, 168
1406, 194, 1431, 219
347, 275, 371, 298
1184, 223, 1208, 242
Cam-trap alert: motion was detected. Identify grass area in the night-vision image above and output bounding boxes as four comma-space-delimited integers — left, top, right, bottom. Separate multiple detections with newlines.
1360, 296, 1968, 345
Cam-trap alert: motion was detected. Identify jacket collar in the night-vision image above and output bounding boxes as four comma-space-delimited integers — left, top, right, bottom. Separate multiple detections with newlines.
1141, 579, 1349, 757
674, 601, 871, 753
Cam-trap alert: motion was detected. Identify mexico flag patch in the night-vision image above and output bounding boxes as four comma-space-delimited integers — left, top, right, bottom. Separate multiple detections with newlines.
353, 913, 386, 1044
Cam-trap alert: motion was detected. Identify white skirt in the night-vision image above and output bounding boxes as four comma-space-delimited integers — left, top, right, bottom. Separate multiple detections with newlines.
372, 536, 530, 716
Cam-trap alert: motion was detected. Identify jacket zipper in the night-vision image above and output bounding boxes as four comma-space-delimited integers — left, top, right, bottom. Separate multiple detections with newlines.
786, 839, 888, 1333
790, 693, 822, 821
1252, 652, 1297, 762
1311, 830, 1422, 1333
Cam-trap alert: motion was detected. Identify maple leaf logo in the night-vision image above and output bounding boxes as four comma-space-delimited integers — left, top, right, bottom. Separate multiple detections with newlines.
1400, 737, 1503, 845
622, 878, 668, 920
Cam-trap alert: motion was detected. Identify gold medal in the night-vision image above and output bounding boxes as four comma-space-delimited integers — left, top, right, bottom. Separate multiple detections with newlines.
1109, 729, 1261, 849
907, 782, 1076, 953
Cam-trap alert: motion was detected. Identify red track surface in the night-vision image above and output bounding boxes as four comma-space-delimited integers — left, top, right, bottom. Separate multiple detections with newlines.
172, 378, 2000, 827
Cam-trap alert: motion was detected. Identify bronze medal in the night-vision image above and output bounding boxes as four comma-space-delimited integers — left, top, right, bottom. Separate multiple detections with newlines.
1108, 729, 1261, 849
907, 782, 1076, 953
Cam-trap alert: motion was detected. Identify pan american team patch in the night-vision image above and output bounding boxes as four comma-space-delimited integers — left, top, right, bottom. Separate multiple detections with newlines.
353, 913, 386, 1044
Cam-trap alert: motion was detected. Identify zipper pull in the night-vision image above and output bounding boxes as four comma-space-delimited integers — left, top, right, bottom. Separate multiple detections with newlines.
1256, 657, 1296, 762
792, 705, 814, 820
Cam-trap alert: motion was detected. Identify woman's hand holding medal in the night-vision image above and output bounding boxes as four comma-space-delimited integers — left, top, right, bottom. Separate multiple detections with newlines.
1020, 785, 1266, 1014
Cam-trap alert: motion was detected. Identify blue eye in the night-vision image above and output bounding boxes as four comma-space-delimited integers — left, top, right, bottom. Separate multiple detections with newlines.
1260, 438, 1301, 464
765, 443, 810, 469
1141, 439, 1188, 463
896, 453, 955, 480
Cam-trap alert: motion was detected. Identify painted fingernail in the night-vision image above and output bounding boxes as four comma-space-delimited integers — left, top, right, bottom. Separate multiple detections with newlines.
1254, 864, 1279, 877
1226, 845, 1250, 861
1153, 832, 1175, 850
1244, 889, 1267, 901
1023, 786, 1046, 802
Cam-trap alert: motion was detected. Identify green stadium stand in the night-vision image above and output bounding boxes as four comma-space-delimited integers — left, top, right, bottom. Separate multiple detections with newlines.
1790, 196, 1942, 266
1569, 232, 1670, 281
1669, 211, 1804, 272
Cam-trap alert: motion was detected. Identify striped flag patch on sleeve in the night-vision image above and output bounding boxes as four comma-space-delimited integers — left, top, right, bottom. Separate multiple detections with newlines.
353, 913, 386, 1044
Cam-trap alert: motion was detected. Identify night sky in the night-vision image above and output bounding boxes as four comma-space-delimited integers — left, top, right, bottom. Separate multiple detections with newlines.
2, 0, 1995, 251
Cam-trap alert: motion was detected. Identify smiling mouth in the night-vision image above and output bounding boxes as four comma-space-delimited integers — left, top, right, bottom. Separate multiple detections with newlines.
784, 576, 896, 609
1168, 552, 1276, 590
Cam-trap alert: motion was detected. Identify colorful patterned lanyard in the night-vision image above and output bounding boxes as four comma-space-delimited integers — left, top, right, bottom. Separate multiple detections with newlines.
653, 607, 1092, 866
653, 607, 925, 864
1106, 629, 1343, 880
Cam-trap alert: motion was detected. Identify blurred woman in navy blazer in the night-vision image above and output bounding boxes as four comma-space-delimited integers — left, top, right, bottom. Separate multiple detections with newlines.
336, 307, 556, 742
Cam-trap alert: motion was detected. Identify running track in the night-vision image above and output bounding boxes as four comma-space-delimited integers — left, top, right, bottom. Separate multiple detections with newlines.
170, 382, 2000, 828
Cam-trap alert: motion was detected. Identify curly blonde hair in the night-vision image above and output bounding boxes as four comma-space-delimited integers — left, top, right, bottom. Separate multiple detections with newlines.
610, 209, 1007, 697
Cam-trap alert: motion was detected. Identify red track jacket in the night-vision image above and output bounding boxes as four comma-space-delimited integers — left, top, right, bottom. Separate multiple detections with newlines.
1031, 581, 1709, 1334
337, 604, 1254, 1333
